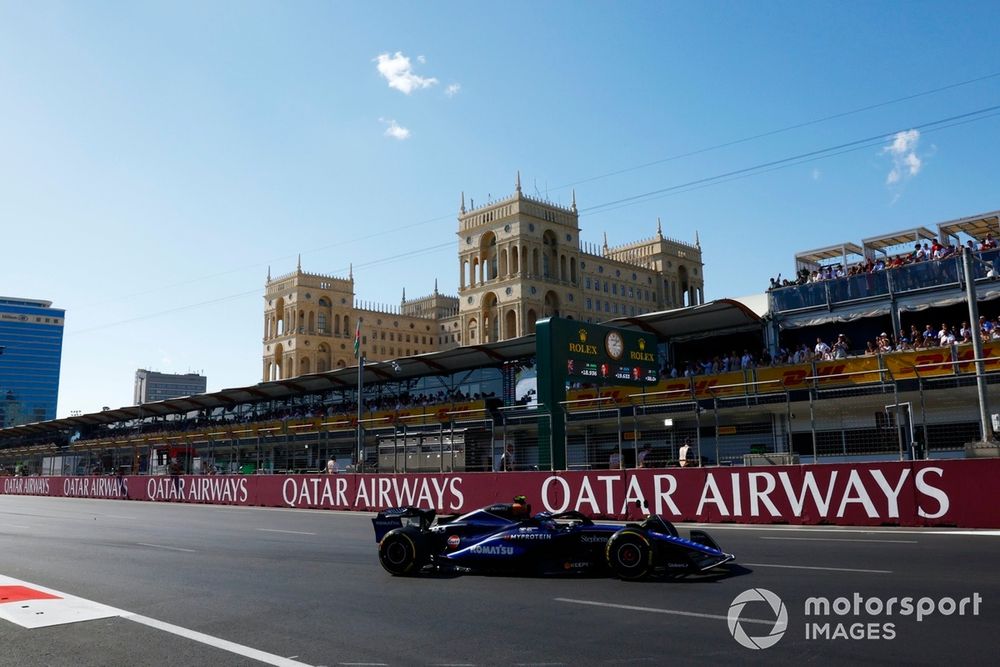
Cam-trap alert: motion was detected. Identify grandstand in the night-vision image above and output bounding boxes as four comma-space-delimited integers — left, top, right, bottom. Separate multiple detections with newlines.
2, 210, 999, 476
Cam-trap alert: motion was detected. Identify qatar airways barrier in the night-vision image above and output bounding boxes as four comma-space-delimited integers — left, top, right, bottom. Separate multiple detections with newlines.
2, 460, 998, 528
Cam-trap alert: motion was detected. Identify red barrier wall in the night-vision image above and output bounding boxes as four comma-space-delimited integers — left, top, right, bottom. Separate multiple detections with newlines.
3, 459, 997, 528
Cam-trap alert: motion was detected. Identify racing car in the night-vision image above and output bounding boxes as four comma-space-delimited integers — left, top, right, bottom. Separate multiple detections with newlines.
372, 496, 734, 579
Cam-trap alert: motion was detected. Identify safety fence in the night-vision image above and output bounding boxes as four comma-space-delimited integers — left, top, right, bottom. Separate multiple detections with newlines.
2, 459, 999, 528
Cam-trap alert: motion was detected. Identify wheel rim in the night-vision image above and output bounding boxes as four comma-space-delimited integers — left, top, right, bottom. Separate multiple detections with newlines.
385, 541, 408, 565
617, 543, 641, 568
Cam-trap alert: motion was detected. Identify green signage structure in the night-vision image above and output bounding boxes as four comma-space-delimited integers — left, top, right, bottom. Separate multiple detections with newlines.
536, 317, 660, 470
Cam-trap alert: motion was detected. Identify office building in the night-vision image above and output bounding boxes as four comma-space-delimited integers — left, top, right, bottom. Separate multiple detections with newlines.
134, 369, 208, 404
0, 297, 65, 427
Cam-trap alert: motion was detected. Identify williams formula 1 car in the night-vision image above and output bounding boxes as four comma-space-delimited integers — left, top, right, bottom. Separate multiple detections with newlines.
372, 496, 734, 579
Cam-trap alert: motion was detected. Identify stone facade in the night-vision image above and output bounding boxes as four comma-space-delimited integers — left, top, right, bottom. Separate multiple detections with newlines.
263, 177, 703, 380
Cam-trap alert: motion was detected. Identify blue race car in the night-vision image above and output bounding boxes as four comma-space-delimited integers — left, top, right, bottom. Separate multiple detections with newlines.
372, 496, 734, 579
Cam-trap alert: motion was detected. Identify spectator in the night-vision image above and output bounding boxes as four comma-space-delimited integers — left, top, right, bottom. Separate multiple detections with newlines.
608, 449, 623, 469
638, 443, 653, 468
499, 444, 515, 472
959, 322, 972, 344
877, 333, 893, 354
678, 439, 693, 467
326, 458, 338, 474
896, 330, 911, 352
814, 337, 831, 359
832, 334, 849, 359
923, 324, 937, 347
981, 316, 993, 337
939, 326, 956, 346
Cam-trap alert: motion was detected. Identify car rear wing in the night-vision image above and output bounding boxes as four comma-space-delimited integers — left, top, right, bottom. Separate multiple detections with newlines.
372, 507, 436, 542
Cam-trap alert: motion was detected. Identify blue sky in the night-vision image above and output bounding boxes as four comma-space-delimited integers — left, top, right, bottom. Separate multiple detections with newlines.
1, 1, 998, 417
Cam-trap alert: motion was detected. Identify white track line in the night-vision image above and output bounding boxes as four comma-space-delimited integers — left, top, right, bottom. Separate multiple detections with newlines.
257, 528, 317, 536
136, 543, 196, 553
743, 562, 891, 574
0, 573, 314, 665
122, 612, 312, 666
760, 536, 917, 544
555, 597, 775, 625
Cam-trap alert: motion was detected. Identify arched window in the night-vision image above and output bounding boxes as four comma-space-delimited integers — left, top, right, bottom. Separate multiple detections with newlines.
504, 309, 517, 339
482, 293, 499, 342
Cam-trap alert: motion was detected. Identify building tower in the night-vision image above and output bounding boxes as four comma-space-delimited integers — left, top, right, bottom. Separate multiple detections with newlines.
455, 175, 704, 345
262, 261, 458, 382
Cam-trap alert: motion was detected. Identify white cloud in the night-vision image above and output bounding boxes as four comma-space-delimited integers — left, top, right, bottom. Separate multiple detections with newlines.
374, 51, 438, 94
417, 55, 426, 64
380, 118, 410, 140
882, 129, 922, 185
445, 83, 461, 98
811, 168, 821, 181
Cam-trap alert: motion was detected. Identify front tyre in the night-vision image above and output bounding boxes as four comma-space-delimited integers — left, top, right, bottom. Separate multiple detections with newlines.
606, 531, 651, 580
378, 529, 425, 576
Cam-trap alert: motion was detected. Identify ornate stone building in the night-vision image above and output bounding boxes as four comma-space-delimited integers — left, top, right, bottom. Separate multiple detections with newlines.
263, 176, 704, 381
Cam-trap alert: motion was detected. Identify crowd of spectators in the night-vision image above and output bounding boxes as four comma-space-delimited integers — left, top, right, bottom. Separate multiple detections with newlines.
768, 235, 998, 290
80, 387, 497, 444
667, 315, 999, 375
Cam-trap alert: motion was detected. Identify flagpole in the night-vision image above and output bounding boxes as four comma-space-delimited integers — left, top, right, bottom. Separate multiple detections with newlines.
355, 318, 363, 471
357, 354, 364, 471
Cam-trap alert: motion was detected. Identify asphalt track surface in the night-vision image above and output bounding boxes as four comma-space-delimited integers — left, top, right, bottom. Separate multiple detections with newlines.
1, 495, 998, 666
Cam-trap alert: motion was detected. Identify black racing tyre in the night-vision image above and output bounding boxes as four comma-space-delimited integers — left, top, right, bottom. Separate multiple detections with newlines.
378, 529, 425, 576
606, 530, 652, 580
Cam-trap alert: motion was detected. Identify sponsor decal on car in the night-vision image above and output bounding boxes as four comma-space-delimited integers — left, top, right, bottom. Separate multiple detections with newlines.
580, 535, 609, 543
470, 545, 515, 556
447, 535, 461, 548
505, 532, 552, 540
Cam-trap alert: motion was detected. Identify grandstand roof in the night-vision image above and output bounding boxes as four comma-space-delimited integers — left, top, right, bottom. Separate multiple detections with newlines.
862, 227, 936, 253
0, 336, 537, 442
937, 210, 1000, 242
794, 242, 866, 268
609, 298, 763, 340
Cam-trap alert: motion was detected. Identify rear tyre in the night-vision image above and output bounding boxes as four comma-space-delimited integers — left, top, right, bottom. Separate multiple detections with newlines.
606, 531, 651, 580
378, 529, 425, 576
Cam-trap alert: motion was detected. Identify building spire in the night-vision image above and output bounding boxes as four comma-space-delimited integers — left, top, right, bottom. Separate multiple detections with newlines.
516, 170, 522, 194
657, 217, 663, 238
434, 278, 439, 294
460, 191, 466, 214
603, 232, 608, 251
571, 189, 577, 212
695, 230, 701, 248
349, 263, 353, 280
296, 254, 301, 272
267, 265, 271, 281
401, 287, 406, 303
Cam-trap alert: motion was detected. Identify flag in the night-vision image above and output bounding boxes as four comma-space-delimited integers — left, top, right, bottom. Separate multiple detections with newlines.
353, 319, 361, 359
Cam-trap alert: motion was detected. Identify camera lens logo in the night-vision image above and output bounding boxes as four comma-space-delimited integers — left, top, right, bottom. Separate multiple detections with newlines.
727, 588, 788, 650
